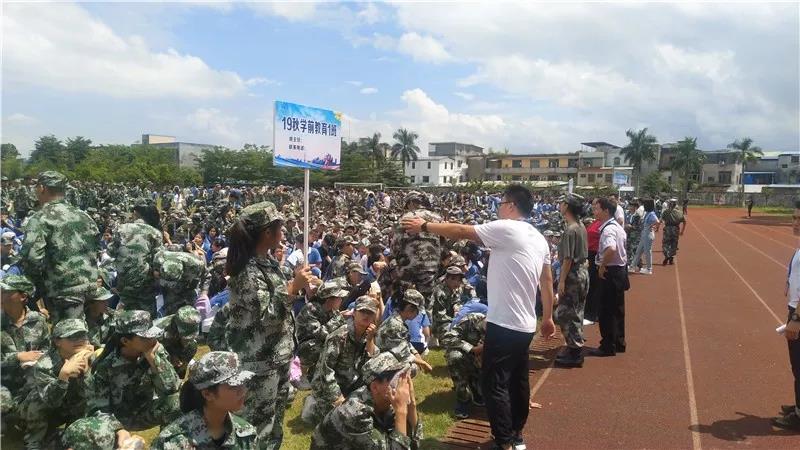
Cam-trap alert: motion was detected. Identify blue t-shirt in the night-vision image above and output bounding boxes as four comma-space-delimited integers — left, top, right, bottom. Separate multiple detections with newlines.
383, 298, 431, 344
642, 211, 658, 232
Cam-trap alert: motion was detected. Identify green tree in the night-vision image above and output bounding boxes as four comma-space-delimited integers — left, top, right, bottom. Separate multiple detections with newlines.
620, 128, 659, 194
727, 137, 763, 205
1, 143, 24, 180
390, 128, 420, 164
1, 143, 20, 160
30, 135, 68, 168
670, 137, 705, 202
640, 170, 672, 197
65, 136, 93, 166
357, 133, 389, 168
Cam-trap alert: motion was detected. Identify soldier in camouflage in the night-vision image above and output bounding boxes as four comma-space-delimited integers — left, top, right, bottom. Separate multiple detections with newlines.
152, 351, 258, 450
62, 414, 142, 450
154, 305, 201, 378
305, 295, 377, 426
12, 178, 36, 224
207, 302, 231, 352
225, 202, 314, 449
429, 265, 476, 343
108, 199, 163, 316
85, 286, 115, 348
392, 192, 442, 310
554, 194, 590, 367
23, 319, 95, 449
661, 199, 686, 265
375, 289, 432, 373
296, 280, 348, 382
441, 311, 486, 419
310, 351, 423, 450
624, 199, 642, 266
154, 245, 209, 316
1, 275, 49, 422
328, 236, 357, 280
20, 171, 99, 324
87, 310, 180, 431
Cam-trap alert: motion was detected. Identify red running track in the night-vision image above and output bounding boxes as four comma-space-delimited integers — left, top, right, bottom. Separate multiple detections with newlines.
522, 207, 799, 449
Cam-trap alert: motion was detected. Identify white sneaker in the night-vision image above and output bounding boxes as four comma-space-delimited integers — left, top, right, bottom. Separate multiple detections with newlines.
582, 319, 595, 326
627, 267, 638, 274
640, 268, 653, 275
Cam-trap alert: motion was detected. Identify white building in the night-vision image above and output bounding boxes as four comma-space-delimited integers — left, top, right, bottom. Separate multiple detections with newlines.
404, 156, 466, 186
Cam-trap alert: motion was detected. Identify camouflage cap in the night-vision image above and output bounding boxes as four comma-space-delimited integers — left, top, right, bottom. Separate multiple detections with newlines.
1, 231, 15, 245
346, 261, 367, 275
543, 230, 554, 237
362, 351, 408, 385
337, 236, 358, 248
114, 310, 163, 338
37, 171, 68, 189
402, 289, 424, 307
316, 280, 350, 300
89, 286, 114, 302
445, 265, 465, 276
52, 318, 89, 339
174, 306, 201, 337
190, 351, 255, 390
62, 416, 117, 450
239, 202, 284, 228
449, 255, 467, 267
0, 274, 34, 297
354, 295, 378, 314
160, 257, 184, 281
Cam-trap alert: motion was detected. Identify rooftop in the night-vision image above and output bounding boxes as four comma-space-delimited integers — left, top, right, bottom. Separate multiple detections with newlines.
581, 142, 621, 149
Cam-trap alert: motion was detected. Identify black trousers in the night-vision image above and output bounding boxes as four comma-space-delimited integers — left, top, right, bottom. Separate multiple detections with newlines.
482, 322, 535, 446
789, 308, 800, 409
598, 266, 626, 353
585, 252, 600, 321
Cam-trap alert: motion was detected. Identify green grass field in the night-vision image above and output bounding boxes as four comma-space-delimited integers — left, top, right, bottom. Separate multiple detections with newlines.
2, 346, 455, 449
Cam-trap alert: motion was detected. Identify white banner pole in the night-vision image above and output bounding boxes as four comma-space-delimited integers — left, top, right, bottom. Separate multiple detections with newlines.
303, 168, 310, 268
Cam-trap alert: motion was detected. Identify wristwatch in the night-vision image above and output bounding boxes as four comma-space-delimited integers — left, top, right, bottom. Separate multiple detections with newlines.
791, 311, 800, 322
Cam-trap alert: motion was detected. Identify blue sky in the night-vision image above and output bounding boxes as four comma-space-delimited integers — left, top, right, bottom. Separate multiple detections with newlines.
3, 2, 798, 157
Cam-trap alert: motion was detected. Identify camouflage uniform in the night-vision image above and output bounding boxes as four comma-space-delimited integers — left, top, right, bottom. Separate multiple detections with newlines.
12, 183, 36, 223
1, 276, 50, 405
555, 221, 590, 353
154, 306, 201, 378
625, 212, 642, 263
88, 310, 180, 431
429, 271, 476, 341
329, 250, 353, 280
152, 351, 258, 450
155, 248, 209, 316
441, 312, 486, 404
375, 290, 424, 364
207, 302, 230, 352
310, 352, 423, 450
392, 198, 442, 309
108, 218, 163, 316
225, 202, 294, 449
23, 319, 94, 449
306, 297, 377, 425
661, 208, 685, 259
20, 172, 99, 324
85, 286, 115, 348
62, 414, 124, 450
296, 281, 348, 381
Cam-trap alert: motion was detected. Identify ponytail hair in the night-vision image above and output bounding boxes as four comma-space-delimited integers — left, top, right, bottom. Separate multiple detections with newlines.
226, 218, 282, 277
179, 379, 219, 413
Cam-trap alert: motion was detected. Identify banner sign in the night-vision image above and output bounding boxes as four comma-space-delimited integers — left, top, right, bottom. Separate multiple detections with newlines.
273, 100, 342, 170
612, 171, 629, 187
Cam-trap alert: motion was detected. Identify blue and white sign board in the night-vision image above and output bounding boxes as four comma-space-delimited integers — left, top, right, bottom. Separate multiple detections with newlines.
613, 171, 629, 187
273, 101, 342, 170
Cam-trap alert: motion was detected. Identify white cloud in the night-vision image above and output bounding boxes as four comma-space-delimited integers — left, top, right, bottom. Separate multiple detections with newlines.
5, 113, 37, 125
655, 44, 737, 83
347, 80, 363, 86
3, 3, 247, 99
185, 108, 240, 142
245, 77, 280, 87
357, 2, 382, 25
371, 32, 454, 64
248, 2, 318, 21
360, 87, 378, 95
454, 92, 475, 101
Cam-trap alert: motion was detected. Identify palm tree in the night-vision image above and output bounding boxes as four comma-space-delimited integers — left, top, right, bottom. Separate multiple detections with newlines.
357, 133, 390, 168
670, 137, 705, 202
727, 137, 763, 205
620, 128, 659, 194
390, 128, 421, 164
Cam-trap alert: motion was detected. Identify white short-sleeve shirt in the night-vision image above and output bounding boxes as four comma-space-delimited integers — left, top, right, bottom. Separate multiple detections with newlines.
475, 219, 551, 333
788, 249, 800, 309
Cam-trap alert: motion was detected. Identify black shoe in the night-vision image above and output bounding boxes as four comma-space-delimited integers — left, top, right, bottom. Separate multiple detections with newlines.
668, 257, 674, 265
555, 347, 584, 367
587, 347, 615, 357
781, 404, 798, 416
615, 345, 626, 353
454, 401, 470, 419
512, 435, 527, 450
662, 257, 669, 266
772, 411, 800, 431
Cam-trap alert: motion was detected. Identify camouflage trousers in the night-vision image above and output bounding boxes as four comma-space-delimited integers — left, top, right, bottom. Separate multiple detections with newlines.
432, 321, 451, 342
44, 296, 86, 325
555, 264, 589, 349
117, 392, 180, 431
662, 225, 680, 258
241, 363, 291, 450
445, 349, 482, 403
626, 231, 641, 266
22, 394, 85, 449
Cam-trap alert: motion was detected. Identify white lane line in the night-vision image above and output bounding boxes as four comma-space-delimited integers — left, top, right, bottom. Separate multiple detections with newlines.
530, 365, 553, 397
675, 260, 702, 450
705, 212, 797, 250
700, 219, 788, 269
691, 222, 784, 324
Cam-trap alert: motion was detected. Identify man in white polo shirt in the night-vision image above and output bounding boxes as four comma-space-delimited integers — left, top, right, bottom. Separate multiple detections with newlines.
772, 200, 800, 431
402, 185, 555, 450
